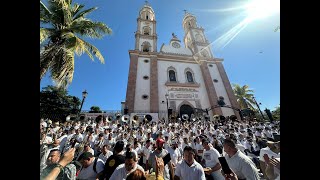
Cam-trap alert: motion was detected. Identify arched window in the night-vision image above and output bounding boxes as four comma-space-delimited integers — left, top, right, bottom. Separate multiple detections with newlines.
143, 26, 151, 35
186, 71, 194, 83
169, 70, 176, 82
146, 14, 149, 20
141, 41, 151, 52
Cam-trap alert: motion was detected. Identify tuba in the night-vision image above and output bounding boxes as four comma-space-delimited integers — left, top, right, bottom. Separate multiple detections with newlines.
121, 115, 130, 124
106, 116, 113, 123
182, 114, 189, 121
131, 115, 139, 125
144, 114, 153, 122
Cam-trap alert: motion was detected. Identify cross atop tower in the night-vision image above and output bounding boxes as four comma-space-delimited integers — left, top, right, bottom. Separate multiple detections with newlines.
183, 10, 187, 14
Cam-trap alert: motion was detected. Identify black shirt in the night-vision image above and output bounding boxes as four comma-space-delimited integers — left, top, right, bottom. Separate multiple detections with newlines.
103, 154, 125, 180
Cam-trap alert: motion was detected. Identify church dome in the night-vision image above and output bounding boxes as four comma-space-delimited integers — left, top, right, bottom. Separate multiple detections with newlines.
139, 2, 155, 20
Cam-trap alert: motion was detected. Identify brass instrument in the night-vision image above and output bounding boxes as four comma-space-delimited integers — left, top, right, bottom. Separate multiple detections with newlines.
144, 114, 153, 122
182, 114, 189, 121
131, 115, 139, 125
121, 115, 130, 124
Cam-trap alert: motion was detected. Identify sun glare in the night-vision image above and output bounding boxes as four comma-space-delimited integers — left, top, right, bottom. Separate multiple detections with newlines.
245, 0, 280, 22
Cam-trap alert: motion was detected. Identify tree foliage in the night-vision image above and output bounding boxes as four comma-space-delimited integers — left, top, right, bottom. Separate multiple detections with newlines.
89, 106, 102, 113
40, 0, 112, 88
40, 85, 81, 121
232, 84, 256, 110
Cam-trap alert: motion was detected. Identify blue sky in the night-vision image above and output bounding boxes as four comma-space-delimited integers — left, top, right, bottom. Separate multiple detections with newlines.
40, 0, 280, 111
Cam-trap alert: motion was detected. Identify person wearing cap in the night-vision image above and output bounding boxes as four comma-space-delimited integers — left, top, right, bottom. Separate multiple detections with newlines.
174, 146, 206, 180
102, 141, 126, 180
110, 150, 144, 180
201, 139, 225, 180
148, 138, 171, 180
77, 152, 105, 180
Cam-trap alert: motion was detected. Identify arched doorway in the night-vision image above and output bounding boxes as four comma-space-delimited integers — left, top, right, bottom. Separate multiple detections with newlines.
180, 104, 194, 121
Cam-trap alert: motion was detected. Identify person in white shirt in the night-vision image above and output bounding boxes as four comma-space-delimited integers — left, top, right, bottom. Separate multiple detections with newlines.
193, 136, 204, 162
77, 152, 105, 180
223, 139, 260, 180
139, 139, 151, 169
98, 145, 113, 164
167, 140, 182, 167
201, 140, 225, 180
109, 151, 144, 180
174, 146, 206, 180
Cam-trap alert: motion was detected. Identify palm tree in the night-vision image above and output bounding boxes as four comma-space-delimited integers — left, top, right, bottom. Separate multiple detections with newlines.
40, 0, 112, 88
232, 84, 256, 110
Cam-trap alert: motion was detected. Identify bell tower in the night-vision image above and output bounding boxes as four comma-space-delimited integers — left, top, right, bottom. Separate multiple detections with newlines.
135, 1, 157, 52
182, 11, 213, 58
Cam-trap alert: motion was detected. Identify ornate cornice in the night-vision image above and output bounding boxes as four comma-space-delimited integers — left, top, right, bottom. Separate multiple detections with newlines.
165, 81, 200, 88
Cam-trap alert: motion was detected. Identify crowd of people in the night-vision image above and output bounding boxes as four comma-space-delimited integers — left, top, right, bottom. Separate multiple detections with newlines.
40, 115, 280, 180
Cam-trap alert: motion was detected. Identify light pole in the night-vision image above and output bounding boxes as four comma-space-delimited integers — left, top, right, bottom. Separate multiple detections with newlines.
165, 93, 170, 123
78, 90, 88, 119
252, 96, 265, 120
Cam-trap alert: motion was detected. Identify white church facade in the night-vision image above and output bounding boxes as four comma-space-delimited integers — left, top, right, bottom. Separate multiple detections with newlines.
125, 3, 241, 121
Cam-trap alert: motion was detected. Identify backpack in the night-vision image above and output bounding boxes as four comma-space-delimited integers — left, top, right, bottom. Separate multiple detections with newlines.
93, 157, 98, 173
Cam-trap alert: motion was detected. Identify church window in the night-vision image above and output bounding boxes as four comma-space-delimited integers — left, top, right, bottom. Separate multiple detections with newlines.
213, 79, 218, 83
143, 75, 149, 80
186, 71, 194, 83
169, 70, 176, 82
143, 26, 151, 35
144, 59, 149, 63
209, 64, 213, 67
146, 15, 149, 20
142, 41, 151, 52
142, 95, 149, 100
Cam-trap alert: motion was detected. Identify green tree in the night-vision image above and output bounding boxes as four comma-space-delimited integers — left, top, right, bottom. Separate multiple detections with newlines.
272, 106, 280, 120
89, 106, 102, 113
40, 85, 81, 121
232, 84, 256, 110
40, 0, 112, 88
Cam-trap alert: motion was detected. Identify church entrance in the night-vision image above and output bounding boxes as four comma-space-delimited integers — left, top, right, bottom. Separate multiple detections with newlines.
179, 104, 194, 121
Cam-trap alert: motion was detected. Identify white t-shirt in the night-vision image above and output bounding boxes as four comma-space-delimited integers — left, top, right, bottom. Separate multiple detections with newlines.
202, 148, 220, 168
139, 146, 151, 164
167, 147, 181, 166
98, 150, 113, 164
109, 163, 145, 180
77, 157, 105, 180
195, 143, 204, 156
175, 160, 206, 180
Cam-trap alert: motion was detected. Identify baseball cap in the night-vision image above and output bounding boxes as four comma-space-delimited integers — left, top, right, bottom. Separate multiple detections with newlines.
156, 138, 165, 144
